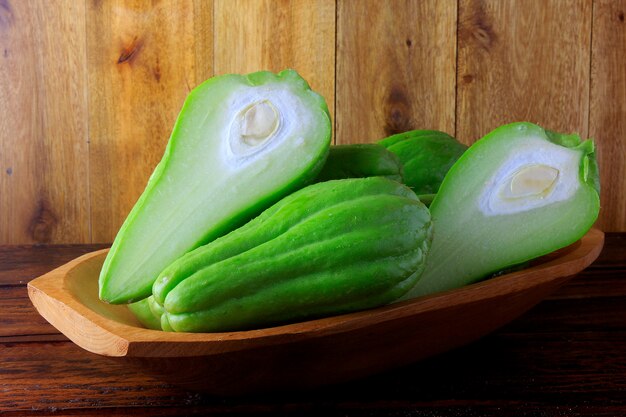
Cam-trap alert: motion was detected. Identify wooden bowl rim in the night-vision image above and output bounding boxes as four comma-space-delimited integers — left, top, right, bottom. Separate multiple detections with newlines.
27, 228, 604, 358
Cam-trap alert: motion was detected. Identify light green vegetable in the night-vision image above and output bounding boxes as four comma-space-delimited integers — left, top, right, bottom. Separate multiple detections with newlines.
379, 129, 467, 195
151, 177, 433, 333
99, 70, 332, 304
402, 122, 600, 300
316, 144, 403, 182
127, 298, 161, 330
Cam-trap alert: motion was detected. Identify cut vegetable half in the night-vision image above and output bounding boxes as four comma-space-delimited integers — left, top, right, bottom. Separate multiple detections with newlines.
403, 122, 600, 299
99, 70, 331, 304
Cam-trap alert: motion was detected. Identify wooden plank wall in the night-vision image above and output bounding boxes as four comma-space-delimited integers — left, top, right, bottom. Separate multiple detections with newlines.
0, 0, 624, 243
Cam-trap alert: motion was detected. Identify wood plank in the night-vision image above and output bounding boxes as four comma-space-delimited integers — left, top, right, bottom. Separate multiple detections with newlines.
0, 0, 90, 244
2, 332, 626, 412
589, 0, 626, 232
336, 0, 457, 144
1, 237, 625, 412
550, 269, 626, 300
2, 406, 625, 417
0, 287, 59, 337
0, 341, 186, 411
213, 0, 336, 133
87, 0, 213, 243
503, 294, 626, 333
0, 244, 108, 286
456, 0, 592, 144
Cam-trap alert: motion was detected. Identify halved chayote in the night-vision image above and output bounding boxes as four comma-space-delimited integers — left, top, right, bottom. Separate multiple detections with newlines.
100, 70, 331, 304
402, 122, 600, 299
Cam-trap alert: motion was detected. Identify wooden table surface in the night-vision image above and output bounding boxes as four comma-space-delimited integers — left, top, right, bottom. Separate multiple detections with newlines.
1, 235, 625, 416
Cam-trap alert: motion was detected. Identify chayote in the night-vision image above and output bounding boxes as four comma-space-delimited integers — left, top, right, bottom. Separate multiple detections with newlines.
150, 177, 433, 333
402, 122, 600, 300
316, 143, 403, 183
378, 129, 467, 196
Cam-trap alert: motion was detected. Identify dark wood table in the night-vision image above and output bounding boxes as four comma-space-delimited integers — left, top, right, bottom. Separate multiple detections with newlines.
1, 235, 625, 416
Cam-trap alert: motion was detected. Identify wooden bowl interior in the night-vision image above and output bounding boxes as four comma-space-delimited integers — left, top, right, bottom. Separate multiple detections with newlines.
63, 252, 141, 327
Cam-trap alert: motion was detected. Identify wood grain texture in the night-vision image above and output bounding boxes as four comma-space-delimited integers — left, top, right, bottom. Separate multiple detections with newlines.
2, 236, 624, 413
3, 334, 626, 413
456, 0, 592, 144
0, 243, 108, 286
3, 326, 625, 414
589, 0, 626, 232
0, 0, 90, 244
335, 0, 457, 144
0, 287, 58, 337
87, 0, 213, 243
1, 1, 626, 241
213, 0, 336, 129
0, 341, 185, 411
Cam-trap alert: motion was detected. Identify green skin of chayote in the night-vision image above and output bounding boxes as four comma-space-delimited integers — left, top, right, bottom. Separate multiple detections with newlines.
142, 177, 432, 333
127, 298, 161, 330
314, 131, 464, 207
378, 130, 468, 197
315, 143, 404, 183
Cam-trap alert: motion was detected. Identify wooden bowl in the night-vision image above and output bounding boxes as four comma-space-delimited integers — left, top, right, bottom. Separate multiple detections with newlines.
28, 228, 604, 394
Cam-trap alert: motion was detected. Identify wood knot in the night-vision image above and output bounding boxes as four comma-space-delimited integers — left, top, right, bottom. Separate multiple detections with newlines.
619, 11, 624, 22
153, 56, 161, 81
406, 38, 412, 47
383, 87, 414, 135
118, 37, 143, 65
462, 74, 474, 84
459, 3, 497, 52
473, 21, 496, 51
5, 167, 12, 175
29, 199, 58, 243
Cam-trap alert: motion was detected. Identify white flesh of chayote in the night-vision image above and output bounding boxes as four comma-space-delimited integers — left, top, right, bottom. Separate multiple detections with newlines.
478, 137, 580, 216
227, 89, 310, 160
